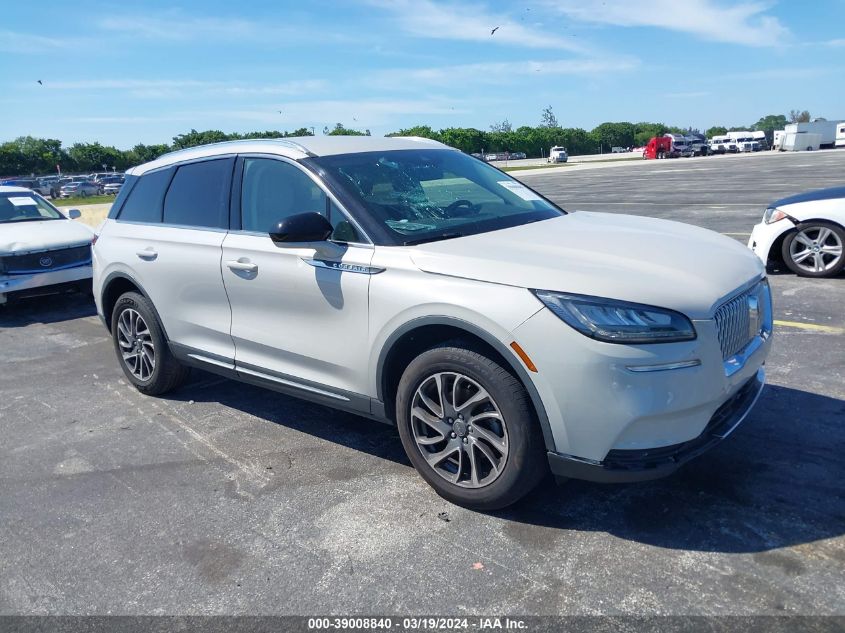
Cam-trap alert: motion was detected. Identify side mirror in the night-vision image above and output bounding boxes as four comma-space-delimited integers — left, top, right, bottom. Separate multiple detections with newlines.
269, 212, 333, 243
68, 209, 82, 220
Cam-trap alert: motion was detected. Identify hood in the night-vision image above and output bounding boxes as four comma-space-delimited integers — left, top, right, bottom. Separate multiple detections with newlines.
0, 219, 94, 255
409, 212, 764, 320
772, 186, 845, 209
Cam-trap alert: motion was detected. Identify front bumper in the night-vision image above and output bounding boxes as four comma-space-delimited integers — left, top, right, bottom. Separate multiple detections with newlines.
748, 219, 794, 266
512, 281, 772, 472
547, 368, 765, 482
0, 264, 92, 303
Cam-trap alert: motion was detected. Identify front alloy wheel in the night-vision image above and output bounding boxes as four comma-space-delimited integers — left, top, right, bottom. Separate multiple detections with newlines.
783, 222, 845, 278
410, 372, 508, 488
396, 343, 545, 510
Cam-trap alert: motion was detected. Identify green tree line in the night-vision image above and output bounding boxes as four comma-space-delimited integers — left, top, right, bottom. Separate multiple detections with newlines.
0, 112, 796, 178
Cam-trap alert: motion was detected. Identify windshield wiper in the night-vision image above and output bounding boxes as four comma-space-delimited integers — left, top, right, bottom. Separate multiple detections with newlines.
4, 217, 56, 223
403, 232, 465, 246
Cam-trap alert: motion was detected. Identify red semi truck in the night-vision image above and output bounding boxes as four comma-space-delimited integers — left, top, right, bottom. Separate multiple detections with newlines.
642, 136, 674, 159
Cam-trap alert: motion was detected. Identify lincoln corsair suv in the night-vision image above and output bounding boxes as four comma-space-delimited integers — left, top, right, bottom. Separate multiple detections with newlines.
93, 137, 772, 509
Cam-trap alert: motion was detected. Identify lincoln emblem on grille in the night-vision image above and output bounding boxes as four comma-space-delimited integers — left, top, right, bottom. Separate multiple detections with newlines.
39, 256, 53, 268
747, 294, 760, 338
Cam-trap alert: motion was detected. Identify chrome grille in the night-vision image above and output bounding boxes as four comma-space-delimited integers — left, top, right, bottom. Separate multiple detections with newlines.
714, 283, 760, 360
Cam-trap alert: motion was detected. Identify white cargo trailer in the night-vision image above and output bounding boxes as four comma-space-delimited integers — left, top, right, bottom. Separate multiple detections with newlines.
782, 132, 822, 151
784, 121, 840, 147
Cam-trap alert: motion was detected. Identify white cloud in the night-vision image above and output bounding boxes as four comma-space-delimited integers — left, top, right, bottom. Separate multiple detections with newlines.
373, 56, 639, 87
97, 12, 353, 45
823, 38, 845, 47
0, 29, 81, 53
40, 79, 327, 99
366, 0, 585, 52
666, 91, 711, 98
212, 99, 465, 126
544, 0, 790, 46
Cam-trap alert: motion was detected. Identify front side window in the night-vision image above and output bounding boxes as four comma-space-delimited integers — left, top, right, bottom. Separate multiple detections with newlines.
163, 158, 232, 229
0, 192, 63, 223
308, 149, 563, 245
241, 158, 360, 242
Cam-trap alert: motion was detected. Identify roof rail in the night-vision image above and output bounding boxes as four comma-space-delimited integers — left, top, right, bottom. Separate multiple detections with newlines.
159, 138, 315, 160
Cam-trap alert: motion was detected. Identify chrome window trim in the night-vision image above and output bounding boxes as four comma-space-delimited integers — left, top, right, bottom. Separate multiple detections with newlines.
225, 228, 374, 249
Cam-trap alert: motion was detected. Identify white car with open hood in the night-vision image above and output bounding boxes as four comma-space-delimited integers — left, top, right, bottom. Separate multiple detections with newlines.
0, 186, 94, 305
749, 186, 845, 278
92, 137, 772, 509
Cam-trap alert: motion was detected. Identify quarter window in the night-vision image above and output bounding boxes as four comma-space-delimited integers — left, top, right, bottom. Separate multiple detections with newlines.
118, 168, 173, 223
163, 158, 233, 229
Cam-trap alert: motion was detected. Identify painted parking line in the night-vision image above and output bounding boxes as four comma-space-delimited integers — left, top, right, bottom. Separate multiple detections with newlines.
773, 319, 845, 334
722, 232, 751, 236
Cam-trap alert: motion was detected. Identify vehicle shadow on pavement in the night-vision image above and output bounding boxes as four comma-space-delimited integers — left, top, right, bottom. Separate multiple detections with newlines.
172, 374, 844, 554
500, 384, 845, 554
0, 292, 96, 328
170, 371, 410, 466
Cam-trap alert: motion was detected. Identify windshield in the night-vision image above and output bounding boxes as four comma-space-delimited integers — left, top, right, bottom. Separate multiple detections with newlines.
307, 149, 563, 245
0, 192, 64, 223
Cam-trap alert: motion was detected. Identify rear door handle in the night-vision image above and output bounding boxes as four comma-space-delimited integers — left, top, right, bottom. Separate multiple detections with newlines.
136, 248, 157, 260
226, 259, 258, 273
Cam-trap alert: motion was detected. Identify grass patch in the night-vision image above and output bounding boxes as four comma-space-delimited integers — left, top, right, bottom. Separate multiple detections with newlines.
53, 194, 116, 207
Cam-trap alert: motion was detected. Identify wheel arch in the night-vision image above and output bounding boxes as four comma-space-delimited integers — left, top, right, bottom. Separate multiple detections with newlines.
100, 272, 169, 340
376, 316, 556, 452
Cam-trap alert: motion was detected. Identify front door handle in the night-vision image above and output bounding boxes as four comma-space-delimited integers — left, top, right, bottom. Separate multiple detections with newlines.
226, 259, 258, 273
136, 248, 157, 260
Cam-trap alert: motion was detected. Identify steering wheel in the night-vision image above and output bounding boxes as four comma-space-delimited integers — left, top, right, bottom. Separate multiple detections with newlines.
443, 199, 478, 216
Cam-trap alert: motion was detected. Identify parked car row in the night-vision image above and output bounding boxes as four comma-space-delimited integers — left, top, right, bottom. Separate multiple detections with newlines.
0, 173, 125, 198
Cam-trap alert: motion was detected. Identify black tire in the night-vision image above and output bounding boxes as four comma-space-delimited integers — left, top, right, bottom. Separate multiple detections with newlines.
396, 342, 546, 510
781, 221, 845, 278
111, 291, 190, 395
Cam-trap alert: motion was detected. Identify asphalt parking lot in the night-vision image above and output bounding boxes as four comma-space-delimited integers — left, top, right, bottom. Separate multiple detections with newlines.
1, 151, 843, 616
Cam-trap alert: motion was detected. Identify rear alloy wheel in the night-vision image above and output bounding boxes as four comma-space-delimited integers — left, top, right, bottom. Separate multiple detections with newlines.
396, 343, 545, 510
782, 222, 845, 278
111, 292, 190, 395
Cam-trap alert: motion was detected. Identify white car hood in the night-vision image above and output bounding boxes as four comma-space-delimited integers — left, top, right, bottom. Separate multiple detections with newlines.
0, 219, 94, 255
409, 212, 764, 319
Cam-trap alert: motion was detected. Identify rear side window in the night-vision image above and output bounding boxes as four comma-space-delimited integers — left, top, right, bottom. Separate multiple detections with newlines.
118, 169, 173, 223
163, 158, 233, 229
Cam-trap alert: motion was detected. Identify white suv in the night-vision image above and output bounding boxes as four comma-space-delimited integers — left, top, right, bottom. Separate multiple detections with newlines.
93, 137, 772, 509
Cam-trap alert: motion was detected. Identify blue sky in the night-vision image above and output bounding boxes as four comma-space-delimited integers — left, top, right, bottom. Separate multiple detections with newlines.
1, 0, 843, 148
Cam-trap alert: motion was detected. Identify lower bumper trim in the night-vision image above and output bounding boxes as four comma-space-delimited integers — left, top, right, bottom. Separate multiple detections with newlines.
548, 368, 765, 483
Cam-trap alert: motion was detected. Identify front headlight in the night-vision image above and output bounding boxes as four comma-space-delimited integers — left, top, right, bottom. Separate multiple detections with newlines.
531, 290, 697, 344
763, 207, 791, 224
